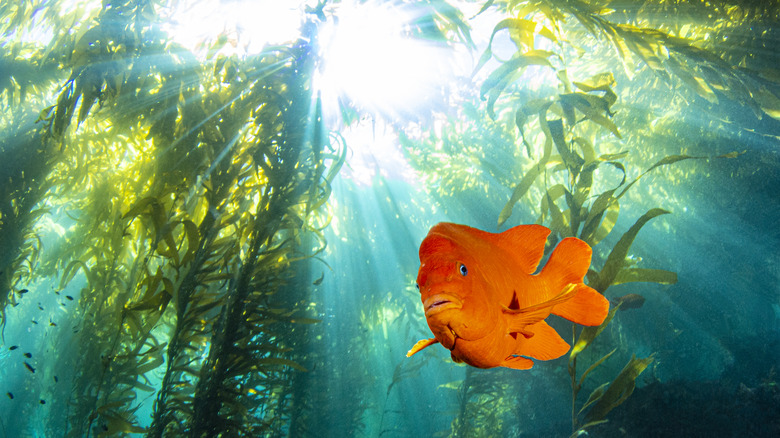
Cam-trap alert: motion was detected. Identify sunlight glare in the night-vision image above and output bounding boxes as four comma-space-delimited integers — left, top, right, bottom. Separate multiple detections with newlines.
317, 1, 452, 116
163, 0, 306, 57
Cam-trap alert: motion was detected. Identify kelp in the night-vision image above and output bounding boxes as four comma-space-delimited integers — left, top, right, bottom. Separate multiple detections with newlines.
478, 0, 780, 122
448, 367, 519, 438
0, 1, 346, 436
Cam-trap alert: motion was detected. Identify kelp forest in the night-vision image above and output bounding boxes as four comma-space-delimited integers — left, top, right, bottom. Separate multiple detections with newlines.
1, 0, 779, 437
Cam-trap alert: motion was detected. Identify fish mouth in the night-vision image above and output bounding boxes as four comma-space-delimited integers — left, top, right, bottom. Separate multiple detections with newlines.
424, 294, 462, 317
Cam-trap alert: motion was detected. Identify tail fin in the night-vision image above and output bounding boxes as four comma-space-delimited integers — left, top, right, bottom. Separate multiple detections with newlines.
540, 237, 609, 326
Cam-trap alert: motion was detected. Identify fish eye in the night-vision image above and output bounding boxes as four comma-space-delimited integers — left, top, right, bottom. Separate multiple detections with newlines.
415, 283, 420, 291
459, 263, 467, 276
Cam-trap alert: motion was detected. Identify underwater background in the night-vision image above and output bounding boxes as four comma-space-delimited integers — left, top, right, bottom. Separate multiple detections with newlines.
0, 0, 778, 436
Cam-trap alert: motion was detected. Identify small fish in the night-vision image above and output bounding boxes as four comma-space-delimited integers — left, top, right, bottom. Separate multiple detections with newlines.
54, 376, 59, 383
23, 352, 32, 358
611, 293, 646, 311
49, 320, 57, 327
24, 361, 35, 373
40, 399, 46, 405
6, 392, 13, 399
18, 289, 28, 295
65, 295, 74, 301
31, 319, 38, 325
407, 223, 609, 370
9, 346, 18, 351
312, 272, 324, 286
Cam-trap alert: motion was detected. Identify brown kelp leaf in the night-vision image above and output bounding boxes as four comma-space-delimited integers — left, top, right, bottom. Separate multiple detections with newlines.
613, 268, 677, 286
590, 208, 670, 293
583, 354, 655, 424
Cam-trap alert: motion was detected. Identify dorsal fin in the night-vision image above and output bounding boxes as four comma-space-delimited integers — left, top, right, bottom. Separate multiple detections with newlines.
426, 223, 550, 274
492, 224, 550, 274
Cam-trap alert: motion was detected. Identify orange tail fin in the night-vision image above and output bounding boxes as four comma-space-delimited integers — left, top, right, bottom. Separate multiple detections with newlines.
540, 237, 609, 326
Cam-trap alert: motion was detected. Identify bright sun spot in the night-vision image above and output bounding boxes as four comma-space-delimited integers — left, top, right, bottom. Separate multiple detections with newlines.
316, 1, 455, 117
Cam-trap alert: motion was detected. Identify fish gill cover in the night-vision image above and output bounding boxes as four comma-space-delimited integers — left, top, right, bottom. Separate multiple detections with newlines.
0, 0, 778, 437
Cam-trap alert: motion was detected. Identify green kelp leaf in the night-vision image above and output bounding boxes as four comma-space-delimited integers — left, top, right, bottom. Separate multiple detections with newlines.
438, 380, 463, 391
548, 118, 585, 174
482, 50, 557, 117
578, 348, 618, 391
122, 196, 159, 220
570, 420, 610, 438
570, 306, 619, 361
472, 0, 495, 18
101, 411, 147, 434
474, 18, 532, 74
616, 151, 741, 200
613, 268, 677, 286
754, 86, 780, 120
497, 156, 549, 228
572, 72, 616, 92
587, 200, 619, 246
387, 359, 425, 397
666, 54, 718, 104
580, 188, 618, 244
578, 381, 610, 415
60, 259, 91, 290
180, 219, 200, 266
583, 354, 655, 424
545, 185, 571, 238
255, 357, 308, 372
559, 93, 622, 138
591, 208, 670, 293
136, 355, 164, 375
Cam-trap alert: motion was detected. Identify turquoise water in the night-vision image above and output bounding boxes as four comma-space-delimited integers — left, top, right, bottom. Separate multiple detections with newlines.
0, 1, 779, 437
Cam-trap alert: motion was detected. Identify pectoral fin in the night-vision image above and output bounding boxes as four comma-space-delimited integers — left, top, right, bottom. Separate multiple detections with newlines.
406, 338, 439, 357
502, 284, 578, 333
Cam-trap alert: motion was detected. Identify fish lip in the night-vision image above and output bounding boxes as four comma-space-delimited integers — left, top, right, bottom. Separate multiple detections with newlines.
423, 294, 462, 317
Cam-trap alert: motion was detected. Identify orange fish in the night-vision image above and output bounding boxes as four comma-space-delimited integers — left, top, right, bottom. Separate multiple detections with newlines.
406, 222, 609, 370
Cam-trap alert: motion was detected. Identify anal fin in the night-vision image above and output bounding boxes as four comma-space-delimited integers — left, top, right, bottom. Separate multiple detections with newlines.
501, 355, 534, 370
